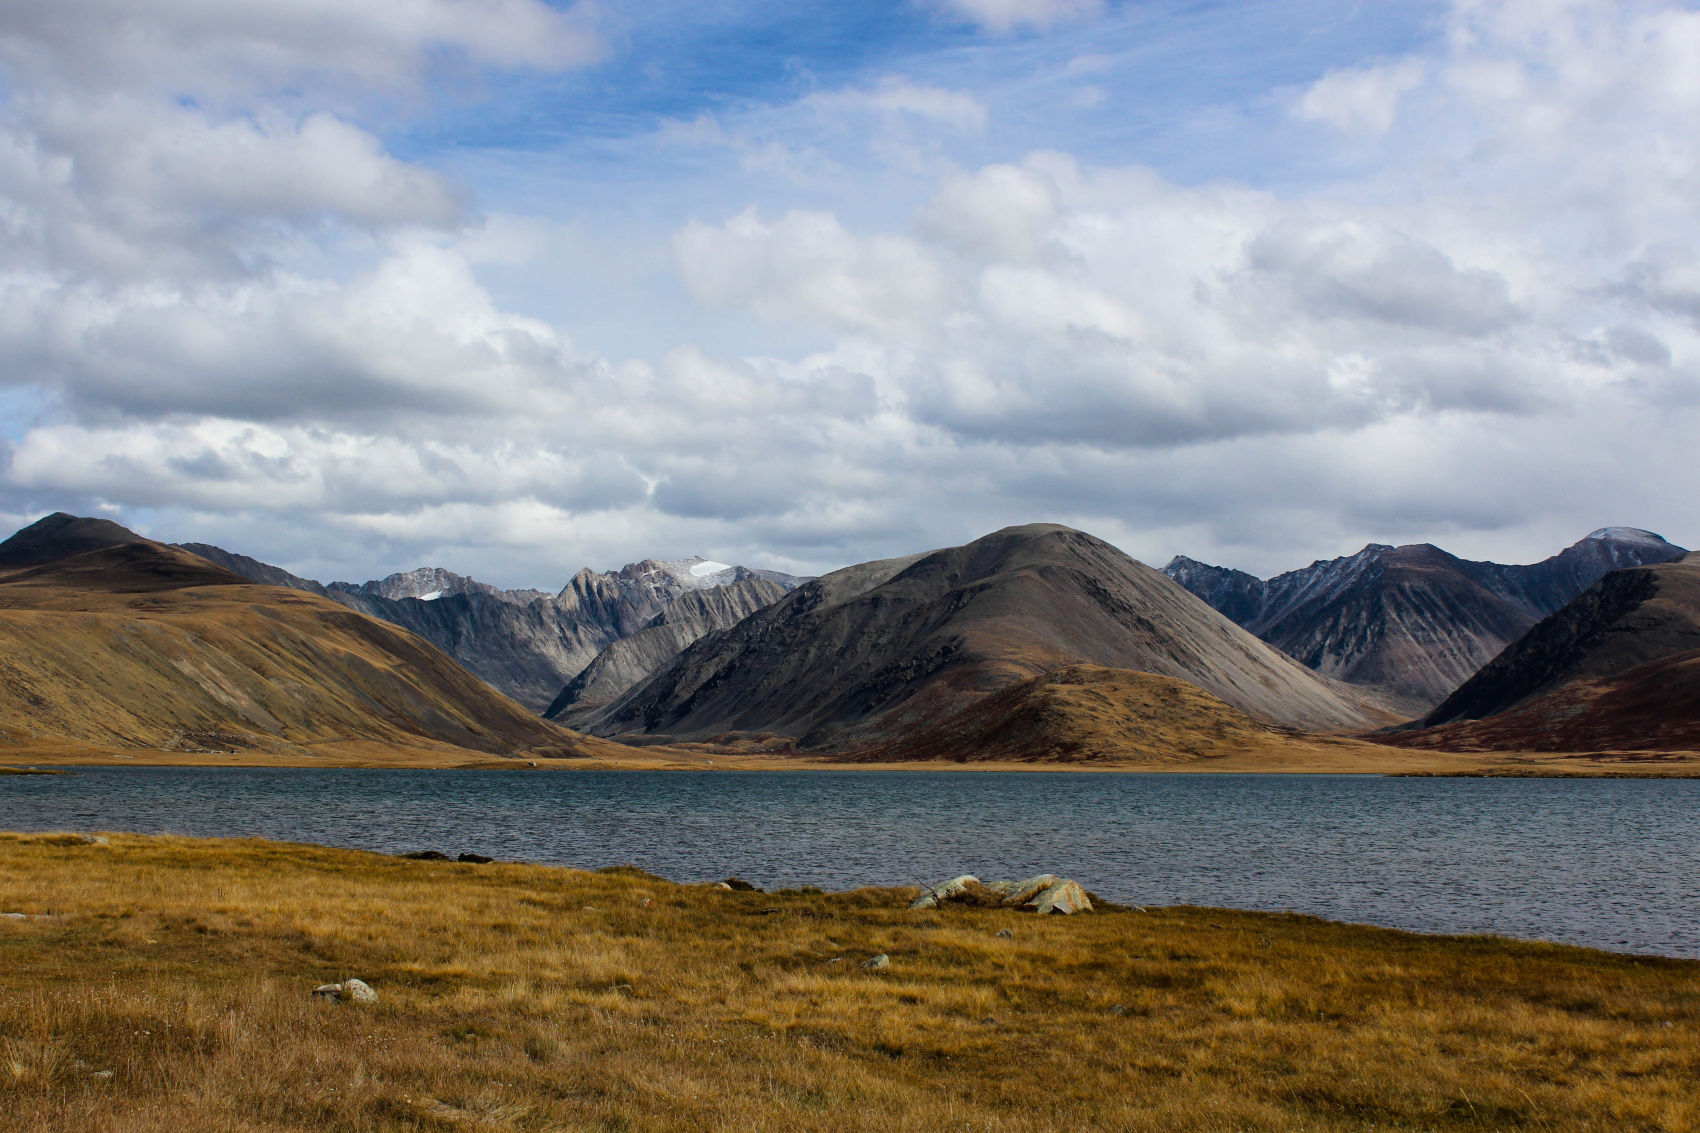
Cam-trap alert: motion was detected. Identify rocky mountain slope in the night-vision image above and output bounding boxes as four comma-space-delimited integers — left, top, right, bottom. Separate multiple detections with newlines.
184, 546, 806, 712
545, 576, 789, 723
577, 524, 1392, 750
0, 514, 604, 759
1408, 553, 1700, 731
1378, 554, 1700, 753
1164, 528, 1687, 711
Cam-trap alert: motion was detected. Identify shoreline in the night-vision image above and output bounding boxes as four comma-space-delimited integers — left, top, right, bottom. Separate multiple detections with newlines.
7, 741, 1700, 777
1, 827, 1693, 961
3, 829, 1696, 1129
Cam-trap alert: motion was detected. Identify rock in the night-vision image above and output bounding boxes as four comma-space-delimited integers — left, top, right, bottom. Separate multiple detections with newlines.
403, 850, 451, 861
1028, 879, 1092, 915
312, 979, 378, 1004
711, 882, 734, 890
861, 954, 890, 971
908, 874, 975, 910
994, 928, 1014, 939
341, 978, 378, 1003
720, 877, 761, 892
909, 874, 1005, 910
78, 834, 107, 845
988, 875, 1059, 905
457, 853, 495, 864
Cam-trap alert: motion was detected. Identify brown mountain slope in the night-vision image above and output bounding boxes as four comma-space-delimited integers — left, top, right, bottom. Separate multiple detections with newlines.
581, 524, 1393, 749
1385, 650, 1700, 754
1418, 554, 1700, 728
845, 664, 1373, 765
0, 517, 607, 760
1379, 554, 1700, 753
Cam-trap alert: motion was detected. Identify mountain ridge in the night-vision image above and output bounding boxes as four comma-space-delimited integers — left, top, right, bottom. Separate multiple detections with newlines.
1163, 528, 1688, 709
578, 523, 1392, 749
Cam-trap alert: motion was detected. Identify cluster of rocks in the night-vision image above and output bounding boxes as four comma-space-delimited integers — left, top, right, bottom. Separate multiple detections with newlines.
908, 873, 1093, 915
402, 851, 496, 864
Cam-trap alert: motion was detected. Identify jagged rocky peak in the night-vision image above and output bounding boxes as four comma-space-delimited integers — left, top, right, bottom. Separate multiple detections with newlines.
614, 555, 809, 595
332, 566, 547, 605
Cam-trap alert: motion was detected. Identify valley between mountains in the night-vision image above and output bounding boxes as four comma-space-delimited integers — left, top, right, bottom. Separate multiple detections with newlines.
1, 511, 1696, 774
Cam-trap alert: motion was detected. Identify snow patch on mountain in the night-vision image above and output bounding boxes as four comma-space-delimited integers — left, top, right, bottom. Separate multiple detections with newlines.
1586, 527, 1670, 547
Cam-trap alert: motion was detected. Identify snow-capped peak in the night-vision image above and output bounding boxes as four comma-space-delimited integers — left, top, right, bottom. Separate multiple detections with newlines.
1586, 527, 1668, 546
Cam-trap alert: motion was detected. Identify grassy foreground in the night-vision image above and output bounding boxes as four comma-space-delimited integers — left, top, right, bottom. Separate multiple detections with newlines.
2, 835, 1697, 1131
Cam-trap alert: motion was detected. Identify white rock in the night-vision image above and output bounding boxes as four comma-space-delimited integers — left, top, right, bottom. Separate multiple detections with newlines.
341, 978, 378, 1003
1028, 880, 1092, 915
989, 875, 1059, 906
861, 954, 890, 971
908, 874, 981, 910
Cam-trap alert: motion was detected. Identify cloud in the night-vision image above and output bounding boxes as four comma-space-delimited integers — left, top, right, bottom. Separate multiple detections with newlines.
932, 0, 1107, 35
808, 79, 989, 133
0, 0, 601, 95
1296, 60, 1424, 134
673, 208, 951, 339
3, 0, 1700, 590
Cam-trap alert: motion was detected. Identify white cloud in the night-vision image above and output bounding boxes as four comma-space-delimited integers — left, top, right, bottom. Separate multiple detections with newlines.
673, 208, 951, 339
0, 0, 601, 95
4, 0, 1700, 588
1297, 61, 1424, 133
810, 80, 989, 133
933, 0, 1107, 35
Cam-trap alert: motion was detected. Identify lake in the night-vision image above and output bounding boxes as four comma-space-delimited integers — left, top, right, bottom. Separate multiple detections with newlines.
2, 767, 1696, 958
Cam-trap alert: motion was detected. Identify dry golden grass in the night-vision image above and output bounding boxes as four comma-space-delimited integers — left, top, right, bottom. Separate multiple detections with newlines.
2, 833, 1697, 1131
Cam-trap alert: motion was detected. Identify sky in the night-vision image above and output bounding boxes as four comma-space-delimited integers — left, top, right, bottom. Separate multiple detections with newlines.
0, 0, 1697, 588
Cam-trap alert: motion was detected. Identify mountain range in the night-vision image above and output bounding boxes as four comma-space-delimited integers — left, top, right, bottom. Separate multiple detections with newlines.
1384, 553, 1700, 753
1164, 528, 1687, 712
573, 524, 1392, 749
4, 510, 1696, 767
183, 543, 807, 713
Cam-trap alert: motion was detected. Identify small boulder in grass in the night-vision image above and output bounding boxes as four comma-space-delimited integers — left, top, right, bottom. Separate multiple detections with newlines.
312, 979, 378, 1004
457, 852, 495, 864
910, 872, 1095, 915
861, 954, 890, 971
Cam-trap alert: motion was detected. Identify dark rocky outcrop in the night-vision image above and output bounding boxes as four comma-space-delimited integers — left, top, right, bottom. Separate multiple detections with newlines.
577, 524, 1390, 749
1165, 529, 1687, 711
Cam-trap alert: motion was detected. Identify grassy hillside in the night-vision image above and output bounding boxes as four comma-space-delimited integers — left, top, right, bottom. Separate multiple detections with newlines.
1, 832, 1696, 1131
847, 664, 1379, 765
0, 540, 613, 762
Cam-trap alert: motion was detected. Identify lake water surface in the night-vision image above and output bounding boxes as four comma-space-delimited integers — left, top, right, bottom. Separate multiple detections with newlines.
2, 767, 1696, 958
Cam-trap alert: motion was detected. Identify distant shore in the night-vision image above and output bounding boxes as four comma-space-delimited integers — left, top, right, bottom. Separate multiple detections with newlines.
4, 739, 1699, 777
